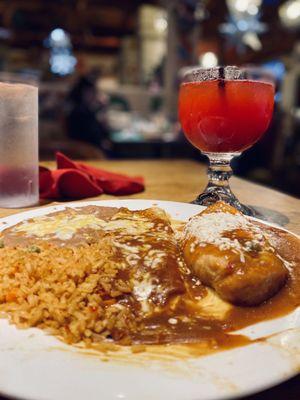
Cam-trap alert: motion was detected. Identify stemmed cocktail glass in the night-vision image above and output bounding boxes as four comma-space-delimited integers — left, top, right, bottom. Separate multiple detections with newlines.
178, 66, 275, 216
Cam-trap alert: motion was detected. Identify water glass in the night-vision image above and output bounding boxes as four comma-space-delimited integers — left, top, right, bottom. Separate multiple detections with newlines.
0, 83, 39, 208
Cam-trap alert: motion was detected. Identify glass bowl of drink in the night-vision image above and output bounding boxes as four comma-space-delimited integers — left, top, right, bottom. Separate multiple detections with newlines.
178, 66, 275, 216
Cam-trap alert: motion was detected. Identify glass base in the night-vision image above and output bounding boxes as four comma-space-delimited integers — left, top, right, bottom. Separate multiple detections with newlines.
192, 151, 269, 219
191, 185, 257, 217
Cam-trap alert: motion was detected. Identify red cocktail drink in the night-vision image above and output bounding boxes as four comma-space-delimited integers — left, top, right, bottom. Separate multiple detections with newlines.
179, 80, 274, 153
178, 66, 275, 216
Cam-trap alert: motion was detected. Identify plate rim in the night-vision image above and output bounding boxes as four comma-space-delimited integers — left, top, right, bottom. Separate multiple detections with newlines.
0, 198, 299, 239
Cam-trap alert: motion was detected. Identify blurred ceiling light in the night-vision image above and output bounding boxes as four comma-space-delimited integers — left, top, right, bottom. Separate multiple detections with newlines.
235, 0, 250, 12
279, 0, 300, 28
50, 28, 65, 42
237, 19, 249, 30
243, 32, 262, 50
248, 4, 259, 15
154, 16, 167, 33
46, 28, 77, 76
286, 0, 300, 19
48, 28, 71, 48
228, 0, 262, 16
199, 52, 219, 68
50, 52, 77, 76
221, 0, 266, 53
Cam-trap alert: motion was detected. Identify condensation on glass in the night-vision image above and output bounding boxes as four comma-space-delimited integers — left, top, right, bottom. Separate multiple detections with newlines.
0, 83, 38, 208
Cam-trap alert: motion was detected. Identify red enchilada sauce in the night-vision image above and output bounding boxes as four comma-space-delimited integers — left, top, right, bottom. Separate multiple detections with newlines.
129, 226, 300, 350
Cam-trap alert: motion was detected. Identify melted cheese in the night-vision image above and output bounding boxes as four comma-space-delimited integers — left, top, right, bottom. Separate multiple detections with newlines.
133, 273, 155, 313
13, 214, 154, 240
13, 214, 106, 240
184, 211, 265, 260
187, 288, 232, 320
104, 219, 154, 235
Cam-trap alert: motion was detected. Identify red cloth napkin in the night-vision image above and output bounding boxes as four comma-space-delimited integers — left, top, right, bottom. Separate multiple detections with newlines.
39, 152, 145, 199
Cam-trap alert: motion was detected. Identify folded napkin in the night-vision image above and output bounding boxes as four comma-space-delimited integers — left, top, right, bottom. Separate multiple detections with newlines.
39, 152, 144, 199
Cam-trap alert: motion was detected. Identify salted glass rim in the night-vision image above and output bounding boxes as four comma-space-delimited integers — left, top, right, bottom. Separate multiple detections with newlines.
182, 65, 275, 86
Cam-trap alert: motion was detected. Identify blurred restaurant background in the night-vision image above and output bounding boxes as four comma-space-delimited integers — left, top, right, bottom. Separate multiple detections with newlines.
0, 0, 299, 196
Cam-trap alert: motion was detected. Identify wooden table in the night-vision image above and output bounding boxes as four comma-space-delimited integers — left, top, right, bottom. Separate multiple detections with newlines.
1, 160, 300, 233
0, 159, 299, 400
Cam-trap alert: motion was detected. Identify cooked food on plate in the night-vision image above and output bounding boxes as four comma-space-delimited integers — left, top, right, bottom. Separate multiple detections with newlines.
182, 202, 288, 306
0, 206, 188, 344
0, 202, 299, 353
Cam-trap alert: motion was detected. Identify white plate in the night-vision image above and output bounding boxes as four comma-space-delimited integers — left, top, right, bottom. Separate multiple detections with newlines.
0, 199, 299, 400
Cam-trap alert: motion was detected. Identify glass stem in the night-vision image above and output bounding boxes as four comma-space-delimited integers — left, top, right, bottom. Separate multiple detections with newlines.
192, 152, 258, 216
206, 153, 235, 193
192, 152, 254, 214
